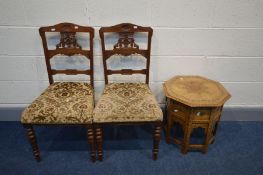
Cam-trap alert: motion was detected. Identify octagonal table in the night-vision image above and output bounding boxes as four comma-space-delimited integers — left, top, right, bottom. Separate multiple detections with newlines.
163, 76, 231, 154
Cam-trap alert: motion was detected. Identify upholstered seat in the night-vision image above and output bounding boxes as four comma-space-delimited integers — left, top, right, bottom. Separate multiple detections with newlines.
93, 83, 162, 123
22, 23, 96, 162
95, 23, 162, 161
21, 82, 93, 124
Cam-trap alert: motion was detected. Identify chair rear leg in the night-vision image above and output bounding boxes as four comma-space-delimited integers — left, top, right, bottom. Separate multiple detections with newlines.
152, 122, 161, 160
24, 124, 41, 162
95, 125, 103, 161
87, 125, 96, 162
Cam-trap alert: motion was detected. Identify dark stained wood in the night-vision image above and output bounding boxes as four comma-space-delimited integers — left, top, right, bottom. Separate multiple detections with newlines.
99, 23, 153, 84
97, 23, 161, 160
39, 22, 95, 87
23, 23, 95, 162
107, 69, 147, 75
153, 123, 161, 160
24, 124, 41, 161
95, 125, 103, 161
87, 125, 96, 162
48, 49, 92, 58
50, 69, 91, 75
24, 124, 96, 162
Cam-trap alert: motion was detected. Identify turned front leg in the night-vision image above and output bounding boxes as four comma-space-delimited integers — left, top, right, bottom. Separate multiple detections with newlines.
95, 125, 103, 161
87, 125, 96, 162
153, 123, 161, 160
24, 124, 41, 162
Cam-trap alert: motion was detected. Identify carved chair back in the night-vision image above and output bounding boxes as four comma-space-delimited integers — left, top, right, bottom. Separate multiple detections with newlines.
39, 23, 94, 87
99, 23, 153, 84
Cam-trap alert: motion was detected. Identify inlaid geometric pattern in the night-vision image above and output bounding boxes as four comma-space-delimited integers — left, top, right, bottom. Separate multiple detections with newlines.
163, 76, 231, 107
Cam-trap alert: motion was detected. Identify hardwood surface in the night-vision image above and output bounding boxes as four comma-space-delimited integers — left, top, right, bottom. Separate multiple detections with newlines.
163, 76, 231, 107
39, 22, 94, 87
99, 23, 153, 84
24, 124, 41, 161
164, 76, 231, 154
96, 23, 162, 160
23, 23, 96, 162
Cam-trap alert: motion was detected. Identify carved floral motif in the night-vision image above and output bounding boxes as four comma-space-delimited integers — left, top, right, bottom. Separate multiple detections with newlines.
56, 32, 81, 49
113, 33, 139, 50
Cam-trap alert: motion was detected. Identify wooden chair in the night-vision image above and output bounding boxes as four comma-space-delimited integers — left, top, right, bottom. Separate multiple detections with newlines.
21, 23, 96, 162
93, 23, 163, 160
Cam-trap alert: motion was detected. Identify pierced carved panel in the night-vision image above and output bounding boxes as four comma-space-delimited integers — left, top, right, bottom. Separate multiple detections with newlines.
56, 25, 81, 49
56, 32, 81, 49
113, 32, 139, 50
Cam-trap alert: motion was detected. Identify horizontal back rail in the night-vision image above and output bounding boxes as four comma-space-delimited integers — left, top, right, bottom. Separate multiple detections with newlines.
99, 23, 153, 84
39, 23, 94, 87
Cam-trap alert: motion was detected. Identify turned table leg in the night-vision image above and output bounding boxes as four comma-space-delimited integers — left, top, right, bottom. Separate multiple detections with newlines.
152, 123, 161, 160
87, 125, 96, 162
24, 124, 41, 162
95, 125, 103, 161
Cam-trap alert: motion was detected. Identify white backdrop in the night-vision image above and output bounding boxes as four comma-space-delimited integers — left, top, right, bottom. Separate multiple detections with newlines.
1, 0, 263, 109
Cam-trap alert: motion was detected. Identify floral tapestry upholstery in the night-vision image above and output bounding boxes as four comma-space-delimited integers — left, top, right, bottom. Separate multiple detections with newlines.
93, 83, 163, 123
21, 82, 93, 124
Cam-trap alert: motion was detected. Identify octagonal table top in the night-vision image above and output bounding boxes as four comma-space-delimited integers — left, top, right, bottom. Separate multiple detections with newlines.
163, 76, 231, 107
